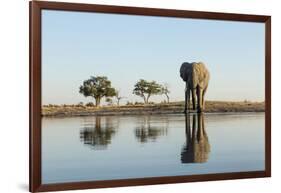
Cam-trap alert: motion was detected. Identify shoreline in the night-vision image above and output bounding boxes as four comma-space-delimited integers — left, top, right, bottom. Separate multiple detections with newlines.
42, 101, 265, 117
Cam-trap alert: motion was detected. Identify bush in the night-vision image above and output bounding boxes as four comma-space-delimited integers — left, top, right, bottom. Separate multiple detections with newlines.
85, 102, 95, 107
126, 101, 133, 106
134, 102, 144, 105
106, 98, 113, 105
76, 102, 84, 107
47, 104, 59, 108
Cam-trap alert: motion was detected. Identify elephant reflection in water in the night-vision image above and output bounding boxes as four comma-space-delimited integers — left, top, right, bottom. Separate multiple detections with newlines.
135, 116, 169, 143
181, 113, 210, 163
80, 116, 117, 150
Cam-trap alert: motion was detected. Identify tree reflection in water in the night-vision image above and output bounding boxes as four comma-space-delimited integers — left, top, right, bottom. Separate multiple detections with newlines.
181, 113, 210, 163
135, 115, 169, 143
80, 116, 117, 150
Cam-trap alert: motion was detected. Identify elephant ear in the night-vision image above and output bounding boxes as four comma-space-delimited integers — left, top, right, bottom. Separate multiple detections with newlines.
180, 63, 187, 81
180, 62, 193, 82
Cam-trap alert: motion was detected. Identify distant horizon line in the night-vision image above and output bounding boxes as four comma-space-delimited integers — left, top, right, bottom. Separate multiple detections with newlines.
42, 99, 265, 106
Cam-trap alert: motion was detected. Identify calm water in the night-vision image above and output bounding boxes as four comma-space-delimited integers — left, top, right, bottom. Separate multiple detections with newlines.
42, 113, 265, 184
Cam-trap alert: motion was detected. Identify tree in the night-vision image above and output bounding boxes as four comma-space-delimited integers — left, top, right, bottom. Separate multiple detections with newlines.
161, 83, 170, 103
115, 90, 125, 106
133, 79, 162, 104
79, 76, 116, 107
105, 98, 113, 106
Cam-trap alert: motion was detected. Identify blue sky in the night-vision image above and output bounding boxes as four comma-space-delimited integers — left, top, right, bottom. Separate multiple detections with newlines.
42, 10, 265, 105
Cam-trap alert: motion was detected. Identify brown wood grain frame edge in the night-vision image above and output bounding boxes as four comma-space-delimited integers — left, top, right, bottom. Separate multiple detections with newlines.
34, 1, 269, 22
265, 17, 271, 177
29, 1, 271, 192
30, 1, 42, 192
37, 171, 267, 192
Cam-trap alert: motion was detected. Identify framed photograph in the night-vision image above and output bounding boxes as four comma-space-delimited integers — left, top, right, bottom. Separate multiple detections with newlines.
30, 1, 271, 192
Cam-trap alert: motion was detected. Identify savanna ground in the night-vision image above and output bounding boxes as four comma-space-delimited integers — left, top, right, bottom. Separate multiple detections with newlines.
42, 101, 265, 117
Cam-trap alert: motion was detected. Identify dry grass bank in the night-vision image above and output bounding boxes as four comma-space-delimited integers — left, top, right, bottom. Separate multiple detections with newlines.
42, 101, 265, 117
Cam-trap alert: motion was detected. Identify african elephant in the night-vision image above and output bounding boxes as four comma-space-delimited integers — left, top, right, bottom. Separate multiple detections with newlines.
180, 62, 210, 113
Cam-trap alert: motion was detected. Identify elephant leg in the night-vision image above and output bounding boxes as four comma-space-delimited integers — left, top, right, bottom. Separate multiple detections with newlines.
192, 88, 196, 110
197, 87, 203, 113
202, 86, 208, 110
184, 86, 187, 113
184, 85, 190, 114
187, 89, 190, 111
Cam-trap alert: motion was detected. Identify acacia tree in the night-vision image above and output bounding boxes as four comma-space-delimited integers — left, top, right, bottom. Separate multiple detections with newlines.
133, 79, 162, 104
79, 76, 116, 106
161, 83, 170, 103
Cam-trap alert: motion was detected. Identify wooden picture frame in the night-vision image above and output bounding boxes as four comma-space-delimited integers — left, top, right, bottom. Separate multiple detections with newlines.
30, 1, 271, 192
